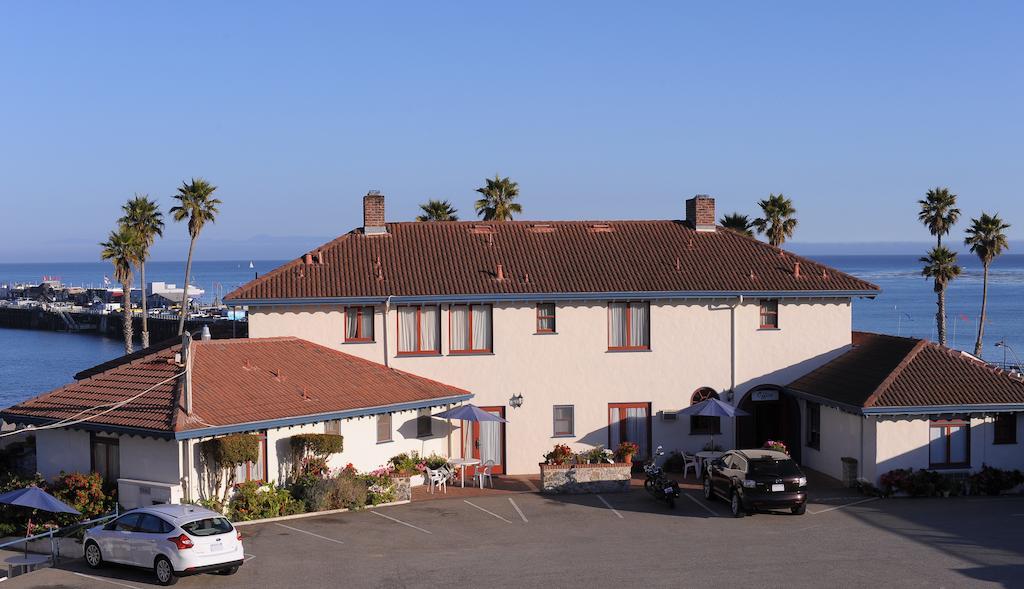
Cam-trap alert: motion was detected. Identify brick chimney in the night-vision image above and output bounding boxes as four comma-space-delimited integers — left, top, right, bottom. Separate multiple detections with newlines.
363, 191, 386, 235
685, 195, 716, 232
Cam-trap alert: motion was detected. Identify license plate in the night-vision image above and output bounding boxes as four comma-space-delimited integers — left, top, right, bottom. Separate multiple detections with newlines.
771, 484, 785, 492
664, 487, 674, 494
210, 543, 223, 552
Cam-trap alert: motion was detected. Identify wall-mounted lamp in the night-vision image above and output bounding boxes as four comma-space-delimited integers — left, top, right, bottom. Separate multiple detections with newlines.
509, 393, 524, 409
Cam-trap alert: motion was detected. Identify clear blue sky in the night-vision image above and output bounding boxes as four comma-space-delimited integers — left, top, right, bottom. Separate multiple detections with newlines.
2, 1, 1021, 261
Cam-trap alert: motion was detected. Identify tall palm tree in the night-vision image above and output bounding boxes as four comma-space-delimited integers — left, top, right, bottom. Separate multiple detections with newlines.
917, 187, 960, 247
920, 245, 962, 346
100, 227, 142, 355
170, 178, 221, 336
964, 213, 1011, 356
751, 194, 797, 247
417, 199, 459, 221
474, 175, 522, 221
119, 195, 164, 348
720, 213, 754, 237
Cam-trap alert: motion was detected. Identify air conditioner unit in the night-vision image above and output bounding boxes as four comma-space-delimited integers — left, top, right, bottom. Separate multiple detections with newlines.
660, 411, 678, 422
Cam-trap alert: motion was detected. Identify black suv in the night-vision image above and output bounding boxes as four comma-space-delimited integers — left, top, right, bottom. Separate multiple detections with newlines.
702, 449, 808, 517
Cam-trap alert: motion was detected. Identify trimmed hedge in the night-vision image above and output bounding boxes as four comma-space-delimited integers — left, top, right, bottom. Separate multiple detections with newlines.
201, 434, 261, 468
289, 434, 344, 458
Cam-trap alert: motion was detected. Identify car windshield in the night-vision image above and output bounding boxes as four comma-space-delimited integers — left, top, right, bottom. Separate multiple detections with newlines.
749, 459, 802, 478
181, 517, 233, 537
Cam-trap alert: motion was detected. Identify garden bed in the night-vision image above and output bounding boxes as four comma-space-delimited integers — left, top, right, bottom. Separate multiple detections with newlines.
539, 462, 632, 494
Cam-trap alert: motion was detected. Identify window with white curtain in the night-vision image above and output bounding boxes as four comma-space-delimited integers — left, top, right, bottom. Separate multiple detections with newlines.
450, 304, 492, 353
608, 302, 650, 350
397, 305, 440, 354
929, 420, 969, 468
344, 306, 374, 342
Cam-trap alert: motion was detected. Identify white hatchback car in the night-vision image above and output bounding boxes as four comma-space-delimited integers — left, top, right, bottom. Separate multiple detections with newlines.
83, 504, 244, 586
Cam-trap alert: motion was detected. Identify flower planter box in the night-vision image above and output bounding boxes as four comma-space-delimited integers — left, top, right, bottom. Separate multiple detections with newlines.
539, 462, 631, 494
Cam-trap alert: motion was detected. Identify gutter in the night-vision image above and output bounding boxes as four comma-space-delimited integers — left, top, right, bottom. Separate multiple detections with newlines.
784, 389, 1024, 417
172, 393, 473, 440
229, 289, 880, 307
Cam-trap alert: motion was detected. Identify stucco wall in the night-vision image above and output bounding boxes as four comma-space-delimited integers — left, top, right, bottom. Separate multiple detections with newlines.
798, 401, 865, 481
118, 436, 180, 483
249, 298, 852, 474
35, 429, 91, 480
183, 407, 453, 502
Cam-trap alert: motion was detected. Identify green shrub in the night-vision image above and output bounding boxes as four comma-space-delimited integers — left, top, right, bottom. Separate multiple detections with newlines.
388, 452, 423, 476
970, 465, 1024, 496
423, 454, 449, 470
290, 433, 344, 458
360, 473, 396, 505
51, 471, 113, 519
228, 481, 305, 521
290, 470, 368, 512
199, 434, 263, 503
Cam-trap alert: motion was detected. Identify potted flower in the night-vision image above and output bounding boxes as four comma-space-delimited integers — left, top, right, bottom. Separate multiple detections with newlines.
614, 441, 640, 465
763, 440, 789, 455
544, 444, 574, 465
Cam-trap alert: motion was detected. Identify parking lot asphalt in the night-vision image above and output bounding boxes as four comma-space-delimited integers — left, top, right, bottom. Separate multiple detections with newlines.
5, 488, 1024, 588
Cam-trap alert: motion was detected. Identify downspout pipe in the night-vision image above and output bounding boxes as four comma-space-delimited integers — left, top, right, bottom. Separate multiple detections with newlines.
383, 295, 393, 367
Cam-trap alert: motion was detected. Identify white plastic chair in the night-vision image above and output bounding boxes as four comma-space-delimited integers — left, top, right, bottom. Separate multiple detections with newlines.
474, 460, 495, 489
426, 467, 447, 494
682, 452, 699, 479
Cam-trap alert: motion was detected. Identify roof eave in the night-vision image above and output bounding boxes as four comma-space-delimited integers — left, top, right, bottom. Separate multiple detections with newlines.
862, 403, 1024, 416
0, 414, 175, 440
229, 289, 880, 307
173, 393, 473, 440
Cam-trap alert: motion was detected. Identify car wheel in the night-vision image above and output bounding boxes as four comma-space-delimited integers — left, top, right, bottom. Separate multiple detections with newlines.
791, 503, 807, 515
730, 490, 745, 518
154, 556, 178, 586
84, 541, 103, 569
217, 566, 240, 576
703, 477, 714, 501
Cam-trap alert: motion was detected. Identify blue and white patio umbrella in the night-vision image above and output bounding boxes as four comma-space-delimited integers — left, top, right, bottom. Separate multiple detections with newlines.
433, 403, 508, 422
0, 486, 79, 556
677, 398, 749, 450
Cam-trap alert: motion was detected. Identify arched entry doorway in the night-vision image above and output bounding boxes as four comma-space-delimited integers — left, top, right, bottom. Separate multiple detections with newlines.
736, 385, 801, 464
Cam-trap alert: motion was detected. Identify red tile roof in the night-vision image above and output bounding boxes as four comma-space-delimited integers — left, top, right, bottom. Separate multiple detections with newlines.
2, 337, 471, 437
225, 221, 879, 302
787, 332, 1024, 410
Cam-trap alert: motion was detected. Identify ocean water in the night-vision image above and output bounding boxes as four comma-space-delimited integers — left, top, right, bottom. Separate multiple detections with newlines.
1, 254, 1021, 409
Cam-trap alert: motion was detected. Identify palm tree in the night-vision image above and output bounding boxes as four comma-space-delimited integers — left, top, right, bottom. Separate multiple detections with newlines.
170, 178, 221, 336
964, 213, 1011, 356
100, 227, 142, 355
119, 195, 164, 348
918, 187, 960, 247
752, 194, 797, 247
417, 199, 459, 222
720, 213, 754, 237
920, 246, 962, 346
474, 175, 522, 221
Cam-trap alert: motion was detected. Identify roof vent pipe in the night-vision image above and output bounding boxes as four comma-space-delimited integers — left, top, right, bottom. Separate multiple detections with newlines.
794, 262, 801, 278
496, 263, 505, 281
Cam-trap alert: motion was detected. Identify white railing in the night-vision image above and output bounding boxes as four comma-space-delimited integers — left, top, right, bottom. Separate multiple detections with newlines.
0, 508, 119, 563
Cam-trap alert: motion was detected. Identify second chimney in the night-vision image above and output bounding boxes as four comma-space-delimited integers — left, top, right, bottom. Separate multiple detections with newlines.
363, 191, 386, 235
685, 195, 716, 232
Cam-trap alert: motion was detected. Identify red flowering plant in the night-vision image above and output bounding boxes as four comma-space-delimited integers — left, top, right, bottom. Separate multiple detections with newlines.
763, 440, 789, 455
614, 441, 640, 461
544, 444, 574, 465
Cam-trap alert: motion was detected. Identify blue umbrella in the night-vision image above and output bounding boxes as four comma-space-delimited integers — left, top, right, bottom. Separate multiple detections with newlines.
0, 487, 79, 557
0, 487, 79, 515
678, 398, 749, 451
433, 404, 508, 422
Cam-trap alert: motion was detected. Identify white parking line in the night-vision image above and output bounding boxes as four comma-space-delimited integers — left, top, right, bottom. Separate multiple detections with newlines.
371, 509, 433, 534
809, 497, 879, 515
72, 572, 142, 588
509, 498, 528, 523
684, 492, 719, 517
596, 494, 623, 518
275, 522, 345, 545
464, 500, 513, 523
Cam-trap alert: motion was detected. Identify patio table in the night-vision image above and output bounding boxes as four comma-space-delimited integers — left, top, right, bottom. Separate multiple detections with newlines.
5, 554, 49, 577
447, 458, 480, 488
695, 451, 724, 473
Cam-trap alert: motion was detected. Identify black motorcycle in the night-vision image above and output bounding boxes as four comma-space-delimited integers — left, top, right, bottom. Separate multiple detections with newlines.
643, 445, 680, 508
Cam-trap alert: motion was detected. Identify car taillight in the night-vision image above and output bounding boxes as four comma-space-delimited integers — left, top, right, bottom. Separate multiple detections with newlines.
168, 534, 194, 550
236, 530, 243, 542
